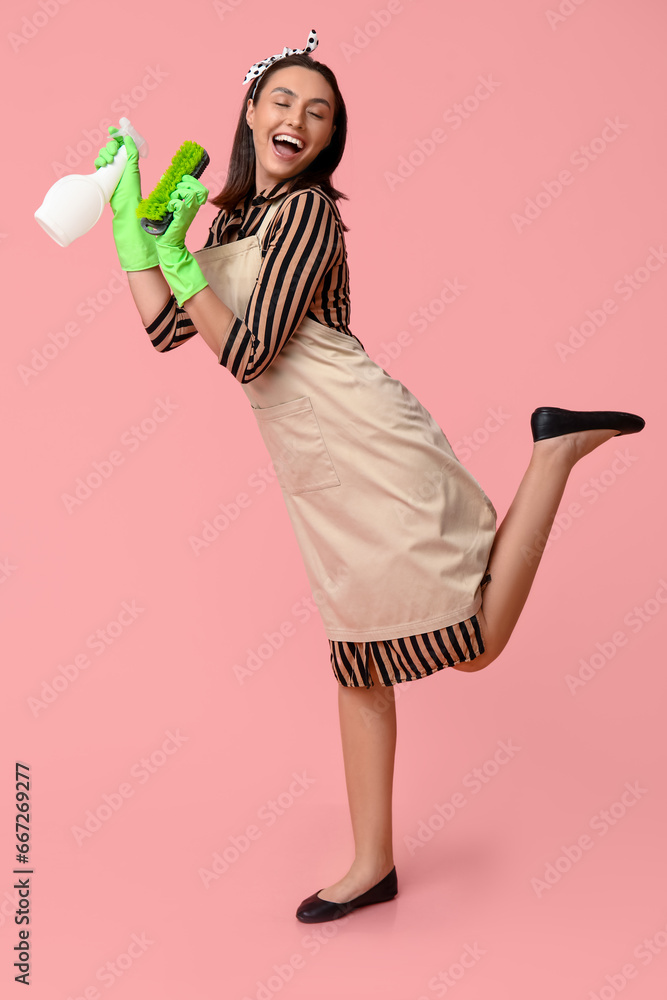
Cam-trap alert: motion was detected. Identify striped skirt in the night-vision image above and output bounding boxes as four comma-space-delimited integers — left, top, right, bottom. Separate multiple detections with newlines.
329, 612, 487, 688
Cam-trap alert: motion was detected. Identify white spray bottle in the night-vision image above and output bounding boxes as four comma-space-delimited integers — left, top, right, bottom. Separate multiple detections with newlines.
34, 118, 149, 247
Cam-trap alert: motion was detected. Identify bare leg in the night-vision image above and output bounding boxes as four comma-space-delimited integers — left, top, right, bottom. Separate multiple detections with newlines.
315, 427, 626, 903
317, 659, 397, 903
453, 427, 621, 671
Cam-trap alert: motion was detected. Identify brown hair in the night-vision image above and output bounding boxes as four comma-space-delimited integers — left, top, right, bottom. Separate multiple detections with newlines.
209, 53, 349, 231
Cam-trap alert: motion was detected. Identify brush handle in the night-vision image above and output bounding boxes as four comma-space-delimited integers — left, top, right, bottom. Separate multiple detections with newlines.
141, 150, 210, 236
141, 212, 175, 237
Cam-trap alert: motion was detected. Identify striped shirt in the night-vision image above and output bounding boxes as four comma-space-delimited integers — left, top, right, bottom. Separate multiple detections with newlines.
144, 179, 360, 380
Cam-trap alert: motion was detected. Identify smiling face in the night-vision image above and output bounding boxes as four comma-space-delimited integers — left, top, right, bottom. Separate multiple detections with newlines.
245, 65, 337, 193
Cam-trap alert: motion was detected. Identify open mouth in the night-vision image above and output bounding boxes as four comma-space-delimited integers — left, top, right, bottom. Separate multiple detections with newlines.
271, 134, 305, 160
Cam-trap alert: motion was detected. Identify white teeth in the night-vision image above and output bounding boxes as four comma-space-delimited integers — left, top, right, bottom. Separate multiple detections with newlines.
273, 134, 304, 149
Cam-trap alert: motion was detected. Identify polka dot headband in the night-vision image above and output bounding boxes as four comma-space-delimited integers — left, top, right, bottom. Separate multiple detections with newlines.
243, 29, 319, 99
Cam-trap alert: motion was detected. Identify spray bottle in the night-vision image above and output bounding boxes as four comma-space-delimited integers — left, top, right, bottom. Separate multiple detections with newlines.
34, 118, 149, 247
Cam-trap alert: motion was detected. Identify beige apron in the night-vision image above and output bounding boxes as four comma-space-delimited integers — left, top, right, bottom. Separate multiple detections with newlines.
193, 190, 496, 643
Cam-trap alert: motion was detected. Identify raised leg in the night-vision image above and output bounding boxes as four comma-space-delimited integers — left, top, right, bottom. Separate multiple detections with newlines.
452, 427, 621, 671
314, 426, 630, 906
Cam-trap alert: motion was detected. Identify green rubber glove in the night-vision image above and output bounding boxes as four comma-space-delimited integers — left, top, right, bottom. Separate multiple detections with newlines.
94, 127, 159, 272
154, 175, 209, 308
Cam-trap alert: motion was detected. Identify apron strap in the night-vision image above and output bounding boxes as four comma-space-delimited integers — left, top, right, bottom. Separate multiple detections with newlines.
256, 196, 286, 244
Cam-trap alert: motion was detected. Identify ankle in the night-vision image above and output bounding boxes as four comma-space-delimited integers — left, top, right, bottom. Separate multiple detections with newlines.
532, 434, 577, 467
351, 849, 394, 877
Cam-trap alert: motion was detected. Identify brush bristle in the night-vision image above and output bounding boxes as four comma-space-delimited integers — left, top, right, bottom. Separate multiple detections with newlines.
136, 141, 206, 222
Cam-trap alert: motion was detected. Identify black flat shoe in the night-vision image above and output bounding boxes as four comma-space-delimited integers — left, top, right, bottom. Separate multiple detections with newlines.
531, 407, 645, 442
295, 867, 398, 923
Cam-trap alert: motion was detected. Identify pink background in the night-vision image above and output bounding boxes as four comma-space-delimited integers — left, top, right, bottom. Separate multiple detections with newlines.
2, 0, 666, 997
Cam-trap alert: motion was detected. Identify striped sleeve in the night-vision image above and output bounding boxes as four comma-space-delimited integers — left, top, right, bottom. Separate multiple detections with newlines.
143, 209, 228, 353
144, 295, 198, 352
218, 189, 341, 383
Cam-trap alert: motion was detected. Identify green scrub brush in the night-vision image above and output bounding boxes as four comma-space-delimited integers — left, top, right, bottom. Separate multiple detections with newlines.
137, 141, 210, 235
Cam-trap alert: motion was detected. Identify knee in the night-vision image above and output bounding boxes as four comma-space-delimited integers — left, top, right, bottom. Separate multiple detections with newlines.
450, 647, 499, 673
450, 659, 488, 673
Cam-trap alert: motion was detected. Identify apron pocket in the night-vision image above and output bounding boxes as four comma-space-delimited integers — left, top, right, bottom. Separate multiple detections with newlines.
252, 396, 341, 495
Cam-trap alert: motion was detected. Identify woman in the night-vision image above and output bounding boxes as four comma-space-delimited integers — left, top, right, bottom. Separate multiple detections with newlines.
95, 31, 644, 924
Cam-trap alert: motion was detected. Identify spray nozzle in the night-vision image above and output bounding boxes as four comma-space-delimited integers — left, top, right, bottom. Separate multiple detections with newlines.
114, 117, 149, 158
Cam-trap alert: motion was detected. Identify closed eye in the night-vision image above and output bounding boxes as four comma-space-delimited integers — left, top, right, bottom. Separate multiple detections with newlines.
275, 102, 323, 119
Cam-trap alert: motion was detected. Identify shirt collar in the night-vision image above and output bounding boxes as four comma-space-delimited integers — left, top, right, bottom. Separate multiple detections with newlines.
250, 179, 295, 206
